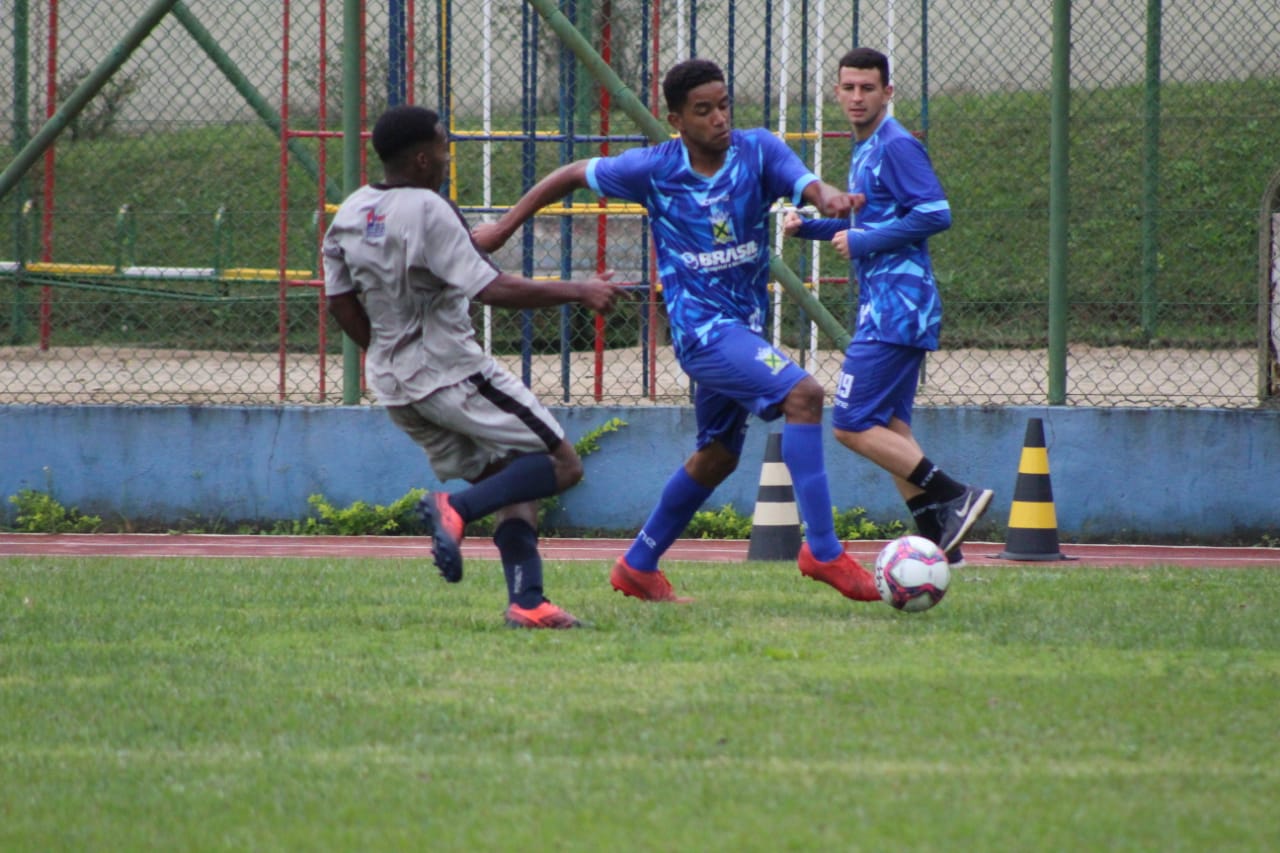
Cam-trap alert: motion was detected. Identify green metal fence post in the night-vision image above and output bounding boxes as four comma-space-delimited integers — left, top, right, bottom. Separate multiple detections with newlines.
1258, 168, 1280, 402
113, 204, 135, 271
1048, 0, 1071, 405
1141, 0, 1162, 340
10, 0, 31, 344
341, 0, 364, 404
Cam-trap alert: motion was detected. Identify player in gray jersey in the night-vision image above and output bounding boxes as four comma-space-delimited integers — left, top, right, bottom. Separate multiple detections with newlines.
323, 105, 625, 629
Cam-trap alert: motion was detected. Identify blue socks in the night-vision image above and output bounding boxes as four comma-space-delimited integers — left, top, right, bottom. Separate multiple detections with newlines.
624, 466, 713, 571
494, 518, 543, 609
449, 453, 558, 523
782, 423, 842, 562
623, 427, 840, 569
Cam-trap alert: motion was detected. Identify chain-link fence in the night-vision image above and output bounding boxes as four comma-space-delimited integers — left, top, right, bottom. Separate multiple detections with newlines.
2, 0, 1278, 407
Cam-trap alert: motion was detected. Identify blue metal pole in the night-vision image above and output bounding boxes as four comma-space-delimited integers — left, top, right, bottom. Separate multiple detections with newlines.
689, 0, 697, 55
387, 0, 406, 106
726, 2, 735, 108
520, 2, 537, 387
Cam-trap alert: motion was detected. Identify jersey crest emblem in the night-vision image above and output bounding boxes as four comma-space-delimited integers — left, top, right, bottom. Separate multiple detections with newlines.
364, 207, 387, 241
709, 205, 736, 244
755, 345, 789, 375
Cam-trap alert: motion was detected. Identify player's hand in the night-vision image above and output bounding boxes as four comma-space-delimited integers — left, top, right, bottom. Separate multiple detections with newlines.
832, 230, 852, 260
579, 269, 627, 315
850, 192, 867, 213
470, 221, 508, 253
814, 186, 853, 219
782, 210, 804, 237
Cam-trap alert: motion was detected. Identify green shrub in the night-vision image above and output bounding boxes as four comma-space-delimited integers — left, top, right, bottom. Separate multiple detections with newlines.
275, 489, 427, 536
685, 504, 755, 540
7, 489, 102, 533
683, 502, 909, 541
834, 506, 908, 541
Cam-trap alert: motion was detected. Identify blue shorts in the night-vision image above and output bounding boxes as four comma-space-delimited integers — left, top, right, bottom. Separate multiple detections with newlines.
832, 340, 926, 433
679, 325, 809, 456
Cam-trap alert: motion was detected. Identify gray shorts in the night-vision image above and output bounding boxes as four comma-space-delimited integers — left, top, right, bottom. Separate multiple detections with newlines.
386, 362, 565, 482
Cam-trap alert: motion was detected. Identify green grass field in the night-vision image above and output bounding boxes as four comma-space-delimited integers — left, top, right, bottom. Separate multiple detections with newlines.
3, 556, 1278, 851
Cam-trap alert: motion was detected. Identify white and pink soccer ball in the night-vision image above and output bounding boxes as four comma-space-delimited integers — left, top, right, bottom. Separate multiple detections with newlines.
874, 535, 951, 612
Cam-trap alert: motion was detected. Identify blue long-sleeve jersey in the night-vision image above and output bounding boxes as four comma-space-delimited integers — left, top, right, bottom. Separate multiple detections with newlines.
794, 116, 951, 349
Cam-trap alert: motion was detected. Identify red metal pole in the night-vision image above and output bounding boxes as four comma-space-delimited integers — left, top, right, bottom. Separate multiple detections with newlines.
316, 0, 328, 401
278, 0, 291, 400
647, 0, 661, 400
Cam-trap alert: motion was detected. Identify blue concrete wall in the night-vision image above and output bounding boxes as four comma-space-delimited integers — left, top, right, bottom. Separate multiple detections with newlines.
1, 404, 1277, 542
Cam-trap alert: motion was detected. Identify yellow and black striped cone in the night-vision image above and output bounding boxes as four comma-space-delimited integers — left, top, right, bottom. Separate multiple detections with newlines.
746, 432, 803, 561
998, 417, 1073, 561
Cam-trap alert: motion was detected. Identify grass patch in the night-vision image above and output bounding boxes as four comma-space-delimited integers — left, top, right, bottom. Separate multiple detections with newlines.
2, 556, 1278, 850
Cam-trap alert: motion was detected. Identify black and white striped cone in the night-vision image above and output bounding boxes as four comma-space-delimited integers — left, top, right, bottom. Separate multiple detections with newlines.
997, 417, 1072, 561
746, 432, 803, 561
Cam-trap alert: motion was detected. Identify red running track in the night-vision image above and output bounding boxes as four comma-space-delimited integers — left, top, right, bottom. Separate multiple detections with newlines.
1, 534, 1277, 568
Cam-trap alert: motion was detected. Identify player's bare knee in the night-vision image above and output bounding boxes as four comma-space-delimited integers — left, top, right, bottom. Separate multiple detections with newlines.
493, 502, 539, 531
835, 426, 871, 454
687, 443, 738, 486
783, 377, 825, 423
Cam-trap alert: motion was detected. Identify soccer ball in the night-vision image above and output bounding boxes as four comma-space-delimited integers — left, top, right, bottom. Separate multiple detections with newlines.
874, 535, 951, 612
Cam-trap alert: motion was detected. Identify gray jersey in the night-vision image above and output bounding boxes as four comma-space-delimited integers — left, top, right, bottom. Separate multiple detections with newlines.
322, 184, 499, 405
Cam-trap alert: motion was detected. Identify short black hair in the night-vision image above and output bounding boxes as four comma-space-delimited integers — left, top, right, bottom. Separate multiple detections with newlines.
371, 105, 441, 162
662, 58, 725, 113
839, 47, 890, 86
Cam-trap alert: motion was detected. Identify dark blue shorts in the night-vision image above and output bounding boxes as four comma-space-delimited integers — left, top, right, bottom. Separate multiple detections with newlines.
680, 325, 809, 456
832, 340, 926, 433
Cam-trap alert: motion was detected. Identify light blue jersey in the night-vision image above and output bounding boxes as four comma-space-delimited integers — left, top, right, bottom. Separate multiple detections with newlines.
587, 129, 817, 359
795, 116, 951, 350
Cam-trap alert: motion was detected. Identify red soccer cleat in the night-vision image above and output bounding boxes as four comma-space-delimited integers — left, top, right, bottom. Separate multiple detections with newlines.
609, 557, 693, 603
504, 600, 582, 629
798, 543, 880, 602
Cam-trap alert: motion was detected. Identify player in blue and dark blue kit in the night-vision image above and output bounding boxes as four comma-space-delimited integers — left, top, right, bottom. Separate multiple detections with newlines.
785, 47, 992, 566
474, 58, 880, 603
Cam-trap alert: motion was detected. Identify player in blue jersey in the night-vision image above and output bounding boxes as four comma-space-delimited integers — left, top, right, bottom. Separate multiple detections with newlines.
473, 58, 880, 603
784, 47, 992, 566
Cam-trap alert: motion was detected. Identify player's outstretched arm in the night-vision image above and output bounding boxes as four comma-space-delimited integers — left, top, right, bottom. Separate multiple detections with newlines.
472, 160, 593, 253
476, 269, 625, 314
802, 180, 864, 220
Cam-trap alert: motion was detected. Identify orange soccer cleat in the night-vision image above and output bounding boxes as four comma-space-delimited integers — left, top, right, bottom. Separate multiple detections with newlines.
504, 600, 582, 629
418, 492, 466, 583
